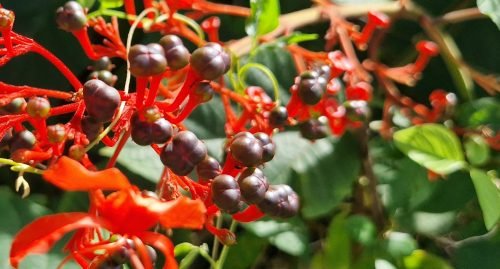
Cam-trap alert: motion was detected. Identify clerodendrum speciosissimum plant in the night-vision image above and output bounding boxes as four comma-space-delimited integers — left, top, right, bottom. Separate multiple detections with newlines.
1, 0, 499, 268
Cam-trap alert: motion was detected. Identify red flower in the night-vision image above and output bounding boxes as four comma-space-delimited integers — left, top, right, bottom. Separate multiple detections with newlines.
10, 157, 206, 269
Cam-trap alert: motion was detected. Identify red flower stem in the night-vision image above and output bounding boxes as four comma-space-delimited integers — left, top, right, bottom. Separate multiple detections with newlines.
161, 68, 200, 111
143, 0, 154, 19
144, 75, 162, 107
221, 154, 240, 177
170, 98, 198, 124
106, 129, 131, 168
135, 77, 148, 109
193, 1, 250, 17
1, 29, 13, 53
201, 16, 221, 43
0, 82, 73, 99
69, 101, 86, 127
29, 118, 48, 142
30, 44, 82, 90
124, 0, 137, 22
72, 28, 100, 60
286, 91, 303, 118
412, 54, 431, 73
231, 109, 251, 132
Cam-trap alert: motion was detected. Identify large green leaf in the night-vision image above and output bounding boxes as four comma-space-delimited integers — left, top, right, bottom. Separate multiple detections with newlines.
243, 219, 308, 256
403, 250, 453, 269
0, 187, 78, 269
455, 97, 500, 131
452, 231, 500, 269
470, 169, 500, 230
99, 139, 163, 183
393, 124, 466, 175
298, 133, 361, 218
246, 0, 280, 37
100, 0, 123, 9
222, 232, 267, 269
311, 212, 351, 269
478, 0, 500, 30
263, 131, 333, 184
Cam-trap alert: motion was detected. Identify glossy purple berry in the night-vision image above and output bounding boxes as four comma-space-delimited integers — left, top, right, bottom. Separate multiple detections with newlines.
193, 82, 214, 103
83, 79, 121, 123
268, 106, 288, 127
128, 43, 167, 77
253, 132, 275, 163
229, 132, 263, 167
299, 118, 328, 141
190, 42, 230, 80
131, 111, 173, 146
196, 156, 222, 180
92, 57, 113, 71
238, 167, 269, 204
212, 174, 241, 213
81, 116, 103, 141
159, 35, 190, 70
55, 1, 87, 32
297, 71, 326, 105
160, 131, 207, 176
257, 184, 299, 218
88, 70, 116, 86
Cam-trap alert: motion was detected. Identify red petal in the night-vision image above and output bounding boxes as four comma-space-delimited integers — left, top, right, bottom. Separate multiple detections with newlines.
138, 232, 177, 269
10, 213, 106, 268
232, 205, 265, 222
43, 156, 130, 191
159, 197, 206, 229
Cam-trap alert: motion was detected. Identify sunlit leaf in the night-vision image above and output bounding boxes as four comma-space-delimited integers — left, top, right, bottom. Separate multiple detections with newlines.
100, 0, 124, 9
393, 124, 466, 175
478, 0, 500, 29
246, 0, 280, 37
470, 169, 500, 230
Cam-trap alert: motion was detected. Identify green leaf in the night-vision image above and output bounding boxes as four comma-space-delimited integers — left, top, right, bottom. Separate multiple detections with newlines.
464, 135, 491, 166
478, 0, 500, 30
263, 131, 333, 184
324, 212, 351, 269
100, 0, 124, 9
453, 231, 500, 269
298, 133, 361, 218
393, 124, 466, 175
222, 233, 267, 269
243, 219, 308, 256
0, 187, 78, 269
99, 139, 163, 183
470, 169, 500, 230
174, 243, 196, 257
346, 215, 377, 246
403, 250, 453, 269
246, 0, 280, 37
78, 0, 97, 8
246, 44, 296, 103
278, 32, 319, 45
456, 97, 500, 131
382, 232, 418, 259
311, 212, 351, 269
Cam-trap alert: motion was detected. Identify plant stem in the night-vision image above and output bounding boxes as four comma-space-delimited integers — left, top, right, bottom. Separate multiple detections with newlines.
215, 220, 238, 269
211, 215, 223, 264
